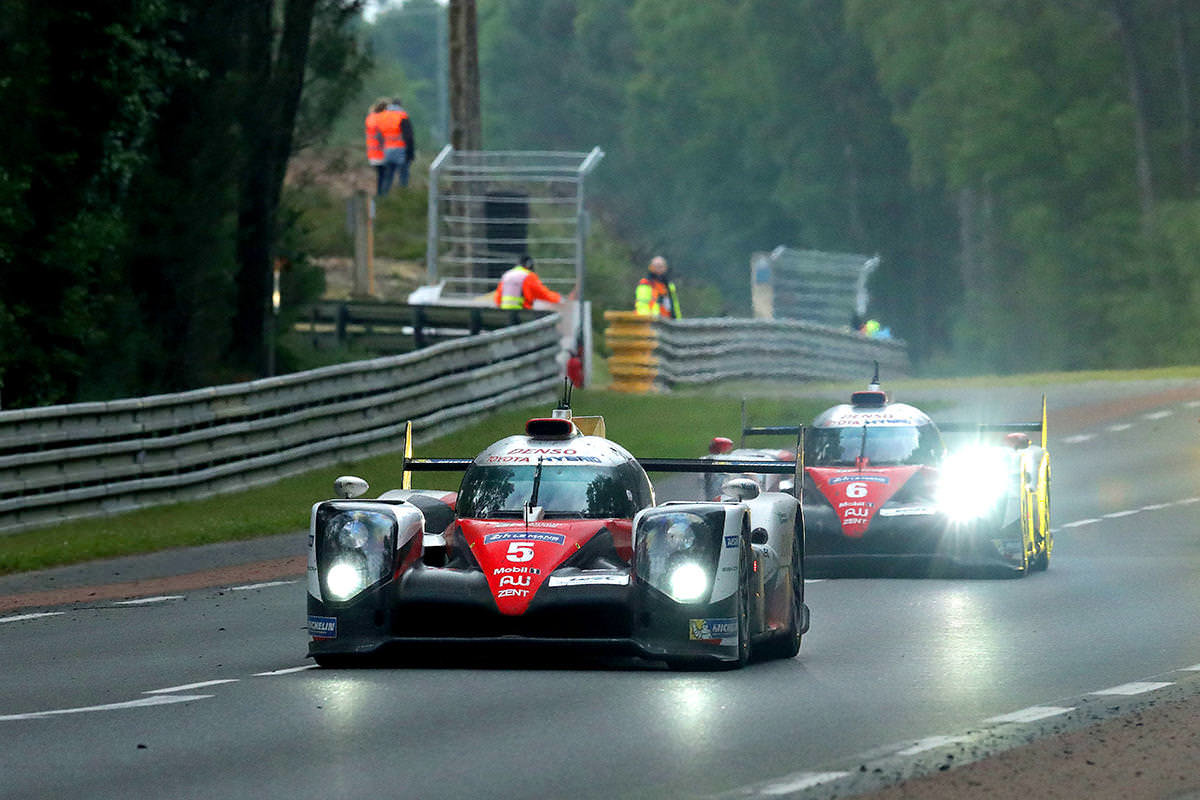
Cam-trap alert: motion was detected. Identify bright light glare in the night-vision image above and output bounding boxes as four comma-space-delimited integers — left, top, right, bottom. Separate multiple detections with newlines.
669, 562, 709, 602
939, 447, 1009, 521
326, 561, 365, 600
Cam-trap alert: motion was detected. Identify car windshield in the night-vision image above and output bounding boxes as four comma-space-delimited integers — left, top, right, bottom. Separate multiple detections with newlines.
805, 424, 942, 467
456, 462, 653, 519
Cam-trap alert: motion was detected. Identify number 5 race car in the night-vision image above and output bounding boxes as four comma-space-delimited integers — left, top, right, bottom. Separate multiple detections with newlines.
721, 371, 1051, 577
306, 391, 809, 669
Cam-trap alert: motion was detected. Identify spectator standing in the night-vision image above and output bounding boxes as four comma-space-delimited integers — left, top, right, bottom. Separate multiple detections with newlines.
495, 255, 571, 309
375, 98, 416, 196
364, 99, 388, 196
635, 255, 682, 318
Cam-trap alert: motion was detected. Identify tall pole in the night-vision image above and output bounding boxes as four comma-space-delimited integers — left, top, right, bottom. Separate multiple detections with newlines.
448, 0, 482, 291
448, 0, 481, 151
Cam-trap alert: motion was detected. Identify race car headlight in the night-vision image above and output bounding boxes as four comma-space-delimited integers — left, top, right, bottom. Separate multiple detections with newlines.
316, 505, 396, 602
668, 561, 709, 602
939, 448, 1010, 522
634, 509, 723, 604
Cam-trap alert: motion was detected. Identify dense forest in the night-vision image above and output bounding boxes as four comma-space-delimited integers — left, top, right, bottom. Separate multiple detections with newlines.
3, 0, 1200, 408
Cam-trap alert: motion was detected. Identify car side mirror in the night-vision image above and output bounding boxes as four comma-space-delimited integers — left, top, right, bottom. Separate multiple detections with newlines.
709, 436, 734, 455
1005, 432, 1030, 450
720, 477, 760, 501
750, 527, 770, 545
334, 476, 369, 499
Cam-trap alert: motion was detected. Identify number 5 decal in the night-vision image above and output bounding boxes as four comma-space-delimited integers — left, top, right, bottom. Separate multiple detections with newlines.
506, 542, 535, 562
846, 482, 868, 498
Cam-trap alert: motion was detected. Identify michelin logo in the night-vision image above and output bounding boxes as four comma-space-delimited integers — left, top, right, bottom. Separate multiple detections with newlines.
689, 617, 738, 644
308, 615, 337, 638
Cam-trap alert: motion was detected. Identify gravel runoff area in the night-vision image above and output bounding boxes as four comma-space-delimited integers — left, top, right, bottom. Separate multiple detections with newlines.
1, 376, 1198, 798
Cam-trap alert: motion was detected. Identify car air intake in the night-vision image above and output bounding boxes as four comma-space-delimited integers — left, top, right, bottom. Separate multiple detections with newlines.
525, 418, 576, 439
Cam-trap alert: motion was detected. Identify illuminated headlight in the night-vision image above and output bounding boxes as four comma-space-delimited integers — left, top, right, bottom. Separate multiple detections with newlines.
939, 448, 1010, 522
668, 562, 709, 602
635, 509, 722, 603
316, 506, 396, 602
326, 560, 366, 600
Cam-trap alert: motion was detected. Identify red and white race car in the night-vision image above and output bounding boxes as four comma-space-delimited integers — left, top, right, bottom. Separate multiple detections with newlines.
306, 391, 809, 668
716, 374, 1052, 577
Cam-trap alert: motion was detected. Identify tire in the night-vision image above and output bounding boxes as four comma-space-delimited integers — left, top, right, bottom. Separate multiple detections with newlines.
758, 534, 803, 660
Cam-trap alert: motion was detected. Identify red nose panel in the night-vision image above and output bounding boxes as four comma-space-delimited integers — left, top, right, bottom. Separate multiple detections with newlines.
460, 519, 609, 615
807, 466, 921, 538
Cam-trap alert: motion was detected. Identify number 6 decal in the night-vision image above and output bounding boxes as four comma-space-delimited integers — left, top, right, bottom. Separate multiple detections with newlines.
506, 542, 535, 562
846, 482, 868, 498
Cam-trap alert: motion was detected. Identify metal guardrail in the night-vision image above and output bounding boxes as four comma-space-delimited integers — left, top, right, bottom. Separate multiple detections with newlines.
296, 301, 549, 352
0, 315, 562, 533
601, 315, 908, 392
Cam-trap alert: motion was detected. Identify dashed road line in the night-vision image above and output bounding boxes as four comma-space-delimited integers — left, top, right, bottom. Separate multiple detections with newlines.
1106, 423, 1133, 432
896, 735, 969, 756
756, 772, 852, 795
114, 595, 185, 606
1143, 410, 1174, 420
0, 694, 213, 722
1183, 664, 1200, 672
1061, 518, 1100, 528
1103, 509, 1140, 519
254, 665, 318, 676
0, 612, 64, 624
984, 706, 1075, 724
228, 580, 297, 591
1062, 434, 1095, 444
1091, 681, 1173, 696
144, 679, 239, 695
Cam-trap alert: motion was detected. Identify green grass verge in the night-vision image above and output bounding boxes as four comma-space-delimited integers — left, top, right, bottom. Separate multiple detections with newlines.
0, 387, 828, 575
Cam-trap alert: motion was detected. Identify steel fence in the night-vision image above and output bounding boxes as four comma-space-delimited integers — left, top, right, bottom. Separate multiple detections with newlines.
0, 315, 561, 533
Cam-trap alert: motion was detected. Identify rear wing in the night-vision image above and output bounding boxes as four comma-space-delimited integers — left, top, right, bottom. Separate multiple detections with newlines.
399, 421, 805, 493
936, 395, 1048, 450
737, 395, 1048, 452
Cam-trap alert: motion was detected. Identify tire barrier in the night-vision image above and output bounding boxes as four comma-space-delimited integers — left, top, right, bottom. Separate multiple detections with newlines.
603, 311, 658, 393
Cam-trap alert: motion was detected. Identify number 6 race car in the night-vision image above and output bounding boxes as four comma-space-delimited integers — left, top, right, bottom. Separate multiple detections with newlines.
717, 371, 1051, 577
306, 390, 809, 669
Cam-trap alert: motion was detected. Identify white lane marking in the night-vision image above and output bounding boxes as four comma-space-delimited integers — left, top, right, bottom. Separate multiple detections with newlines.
0, 694, 212, 721
1143, 410, 1173, 420
803, 579, 825, 585
228, 580, 297, 591
1182, 664, 1200, 671
756, 772, 851, 795
1062, 434, 1095, 444
985, 706, 1075, 724
1178, 497, 1200, 505
143, 679, 239, 695
114, 595, 184, 606
1103, 510, 1141, 519
1186, 400, 1200, 408
897, 735, 969, 756
1106, 423, 1133, 432
1091, 681, 1173, 696
1062, 518, 1101, 528
1140, 503, 1172, 511
254, 665, 319, 676
0, 612, 65, 624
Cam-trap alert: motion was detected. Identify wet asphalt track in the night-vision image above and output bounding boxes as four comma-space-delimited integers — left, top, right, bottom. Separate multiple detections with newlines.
1, 379, 1198, 800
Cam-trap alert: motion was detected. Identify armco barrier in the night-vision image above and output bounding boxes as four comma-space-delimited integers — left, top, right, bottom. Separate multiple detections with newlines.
653, 318, 907, 386
601, 315, 907, 392
0, 315, 561, 533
